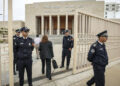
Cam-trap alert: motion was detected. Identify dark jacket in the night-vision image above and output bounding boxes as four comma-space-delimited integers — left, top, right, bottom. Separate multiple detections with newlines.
15, 37, 34, 60
87, 41, 108, 66
13, 35, 20, 57
39, 41, 54, 59
13, 35, 20, 62
62, 35, 74, 49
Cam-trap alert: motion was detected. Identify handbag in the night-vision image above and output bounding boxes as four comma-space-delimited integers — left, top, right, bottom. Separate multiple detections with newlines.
52, 59, 58, 69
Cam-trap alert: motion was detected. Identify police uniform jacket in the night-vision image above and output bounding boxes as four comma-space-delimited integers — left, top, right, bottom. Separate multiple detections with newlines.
13, 35, 20, 60
87, 41, 108, 66
15, 37, 34, 60
62, 35, 74, 49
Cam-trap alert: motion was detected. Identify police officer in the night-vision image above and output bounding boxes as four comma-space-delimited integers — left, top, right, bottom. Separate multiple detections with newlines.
87, 30, 108, 86
60, 30, 74, 70
15, 27, 34, 86
13, 29, 20, 75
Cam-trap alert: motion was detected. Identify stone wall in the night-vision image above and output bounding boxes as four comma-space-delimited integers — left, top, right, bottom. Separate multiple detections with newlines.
25, 1, 104, 35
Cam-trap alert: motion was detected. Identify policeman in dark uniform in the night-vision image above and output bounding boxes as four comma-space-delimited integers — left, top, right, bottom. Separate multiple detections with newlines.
87, 30, 108, 86
13, 29, 20, 75
15, 27, 34, 86
60, 30, 74, 70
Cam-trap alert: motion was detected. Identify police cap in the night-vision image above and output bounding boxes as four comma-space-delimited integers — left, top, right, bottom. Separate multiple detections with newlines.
97, 30, 108, 37
20, 27, 30, 32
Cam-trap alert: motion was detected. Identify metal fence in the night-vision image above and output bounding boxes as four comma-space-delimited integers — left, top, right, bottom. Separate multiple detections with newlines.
73, 10, 120, 74
0, 44, 9, 86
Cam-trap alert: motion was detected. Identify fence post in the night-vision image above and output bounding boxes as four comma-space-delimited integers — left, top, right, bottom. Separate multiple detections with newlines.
8, 0, 14, 86
0, 46, 1, 86
73, 10, 78, 74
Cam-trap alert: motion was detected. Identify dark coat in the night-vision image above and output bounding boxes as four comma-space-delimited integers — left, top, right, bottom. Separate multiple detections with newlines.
13, 35, 20, 62
87, 41, 108, 66
39, 41, 54, 59
15, 37, 34, 60
62, 35, 74, 49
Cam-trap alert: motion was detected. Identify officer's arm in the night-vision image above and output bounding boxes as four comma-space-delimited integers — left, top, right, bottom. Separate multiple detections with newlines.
14, 39, 19, 60
70, 36, 74, 48
62, 37, 64, 48
50, 42, 54, 58
31, 39, 34, 51
14, 38, 19, 52
87, 44, 96, 62
13, 36, 15, 47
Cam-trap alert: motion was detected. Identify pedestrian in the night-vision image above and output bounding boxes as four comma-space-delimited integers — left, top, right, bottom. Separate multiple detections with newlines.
34, 34, 40, 59
15, 27, 34, 86
13, 29, 20, 75
60, 30, 74, 70
87, 30, 108, 86
39, 35, 54, 80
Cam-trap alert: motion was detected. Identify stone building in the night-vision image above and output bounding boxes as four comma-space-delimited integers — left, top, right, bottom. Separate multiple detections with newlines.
25, 0, 104, 35
104, 2, 120, 19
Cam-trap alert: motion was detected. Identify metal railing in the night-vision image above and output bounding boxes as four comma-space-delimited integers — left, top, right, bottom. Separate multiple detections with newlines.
73, 10, 120, 74
0, 44, 9, 86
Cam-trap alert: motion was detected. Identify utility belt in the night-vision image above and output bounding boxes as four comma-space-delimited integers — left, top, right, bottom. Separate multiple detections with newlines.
18, 56, 32, 60
63, 48, 70, 50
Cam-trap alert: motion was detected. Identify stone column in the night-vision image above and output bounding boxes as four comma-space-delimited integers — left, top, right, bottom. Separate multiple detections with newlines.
57, 15, 60, 35
72, 18, 74, 34
41, 15, 44, 35
65, 14, 68, 30
49, 15, 52, 35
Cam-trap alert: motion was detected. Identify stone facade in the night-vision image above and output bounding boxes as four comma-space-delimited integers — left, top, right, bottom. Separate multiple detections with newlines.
25, 1, 104, 35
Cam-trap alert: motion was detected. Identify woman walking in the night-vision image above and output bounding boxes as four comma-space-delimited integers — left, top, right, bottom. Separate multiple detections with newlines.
39, 35, 54, 80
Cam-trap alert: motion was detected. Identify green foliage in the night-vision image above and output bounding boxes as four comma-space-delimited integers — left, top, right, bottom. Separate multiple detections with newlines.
0, 40, 4, 43
0, 27, 8, 34
0, 27, 8, 43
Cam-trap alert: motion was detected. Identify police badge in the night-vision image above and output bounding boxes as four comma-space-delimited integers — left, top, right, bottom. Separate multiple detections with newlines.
29, 43, 31, 46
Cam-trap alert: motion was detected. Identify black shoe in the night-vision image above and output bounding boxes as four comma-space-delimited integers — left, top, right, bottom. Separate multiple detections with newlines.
66, 66, 69, 70
60, 66, 64, 68
14, 72, 17, 75
48, 77, 52, 80
42, 69, 44, 74
29, 84, 33, 86
42, 71, 44, 74
86, 82, 91, 86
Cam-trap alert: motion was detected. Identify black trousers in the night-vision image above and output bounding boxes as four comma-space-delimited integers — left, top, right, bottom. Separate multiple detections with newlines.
18, 59, 32, 86
41, 58, 51, 78
14, 59, 18, 73
61, 49, 71, 67
87, 64, 106, 86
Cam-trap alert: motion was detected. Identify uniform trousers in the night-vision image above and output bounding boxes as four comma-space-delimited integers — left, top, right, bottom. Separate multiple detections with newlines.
87, 64, 106, 86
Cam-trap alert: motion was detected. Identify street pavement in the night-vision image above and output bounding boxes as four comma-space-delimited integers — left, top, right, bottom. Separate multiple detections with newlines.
72, 63, 120, 86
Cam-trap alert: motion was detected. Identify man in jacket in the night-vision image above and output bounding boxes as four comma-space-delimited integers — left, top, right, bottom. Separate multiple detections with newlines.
15, 27, 34, 86
87, 30, 108, 86
60, 30, 74, 70
13, 29, 20, 75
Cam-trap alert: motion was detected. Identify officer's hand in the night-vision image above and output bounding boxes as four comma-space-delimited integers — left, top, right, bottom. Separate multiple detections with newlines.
69, 48, 72, 51
71, 38, 74, 41
32, 43, 35, 47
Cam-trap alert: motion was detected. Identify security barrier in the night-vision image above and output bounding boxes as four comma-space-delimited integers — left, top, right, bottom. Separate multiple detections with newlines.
73, 10, 120, 74
0, 44, 9, 86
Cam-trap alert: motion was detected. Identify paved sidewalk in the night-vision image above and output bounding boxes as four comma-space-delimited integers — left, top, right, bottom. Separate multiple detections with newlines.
72, 63, 120, 86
